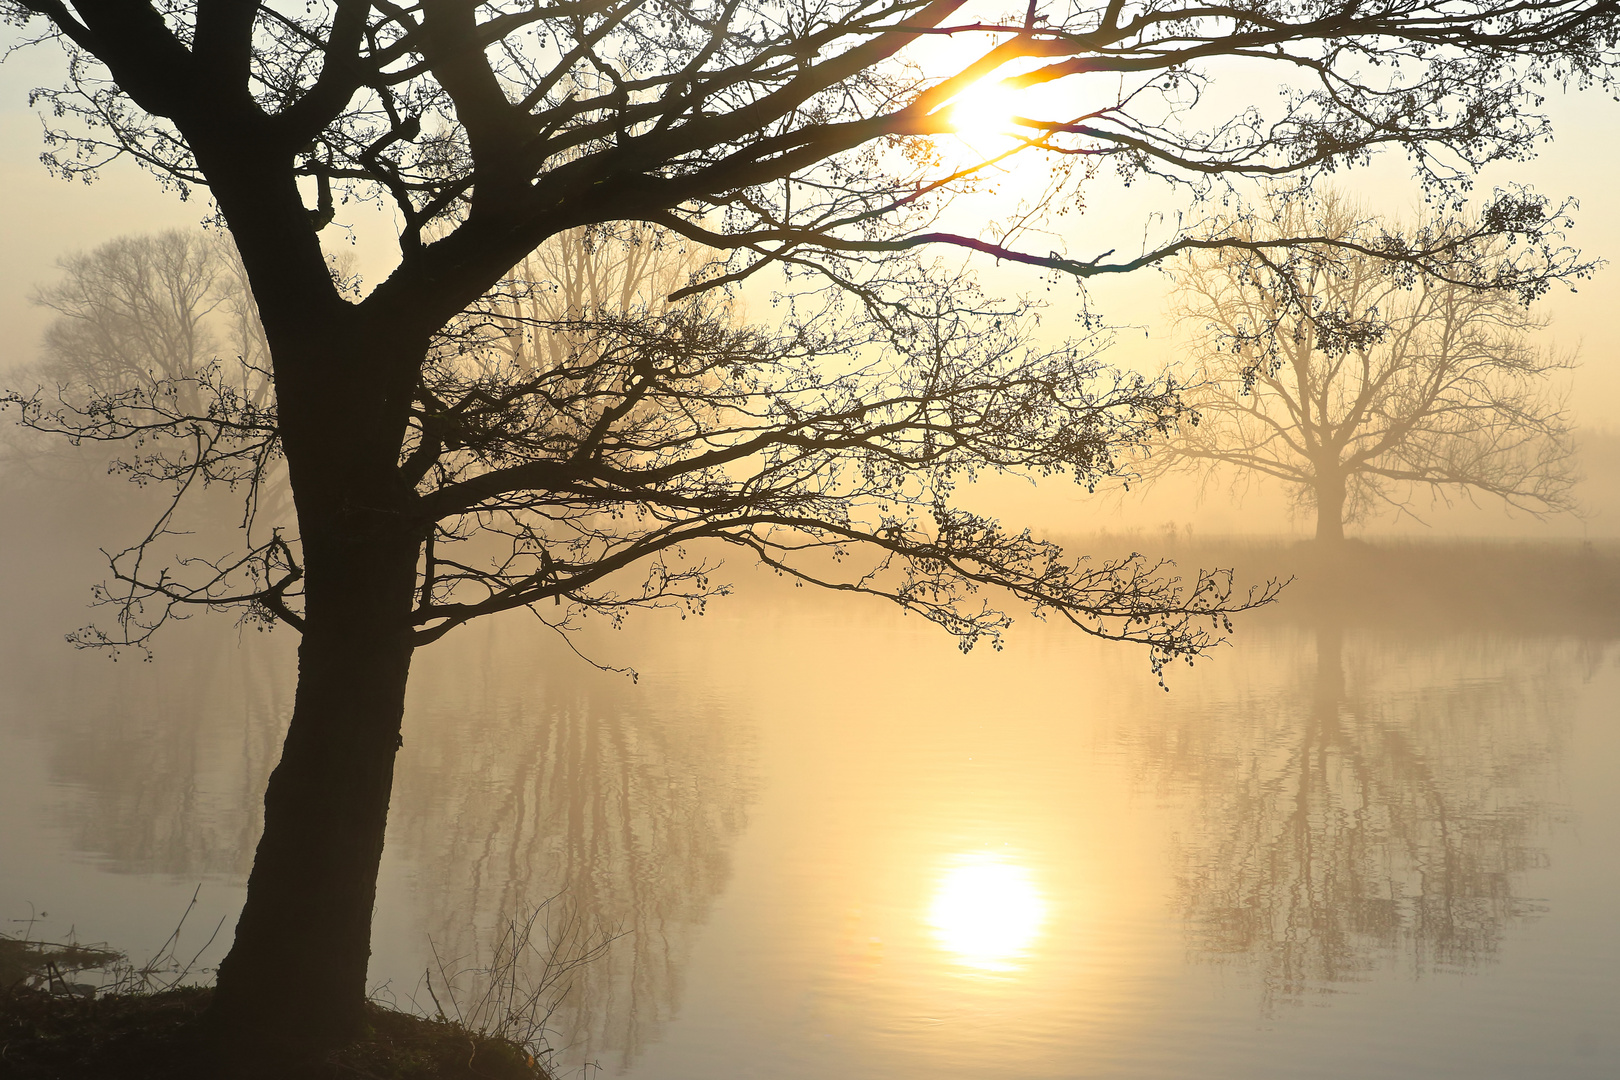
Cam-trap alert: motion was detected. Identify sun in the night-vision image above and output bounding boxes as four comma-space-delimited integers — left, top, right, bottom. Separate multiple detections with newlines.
927, 855, 1047, 970
945, 80, 1027, 147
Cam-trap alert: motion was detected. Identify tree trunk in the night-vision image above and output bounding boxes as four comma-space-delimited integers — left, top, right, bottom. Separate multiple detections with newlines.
207, 518, 421, 1050
1314, 472, 1347, 543
205, 308, 427, 1050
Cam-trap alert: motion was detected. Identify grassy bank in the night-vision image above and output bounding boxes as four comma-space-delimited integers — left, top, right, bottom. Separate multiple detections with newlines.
1, 932, 552, 1079
0, 985, 549, 1079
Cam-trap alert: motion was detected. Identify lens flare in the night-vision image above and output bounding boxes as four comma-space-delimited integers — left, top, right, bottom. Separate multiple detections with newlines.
928, 855, 1046, 969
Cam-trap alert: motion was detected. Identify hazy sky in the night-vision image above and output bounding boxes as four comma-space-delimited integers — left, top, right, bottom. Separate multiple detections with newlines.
5, 42, 1616, 396
4, 38, 1619, 537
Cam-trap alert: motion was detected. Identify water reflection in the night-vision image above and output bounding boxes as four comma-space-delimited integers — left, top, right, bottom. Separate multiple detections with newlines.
928, 855, 1046, 970
3, 610, 752, 1074
384, 626, 754, 1073
2, 625, 293, 882
6, 555, 1617, 1078
1134, 617, 1586, 1009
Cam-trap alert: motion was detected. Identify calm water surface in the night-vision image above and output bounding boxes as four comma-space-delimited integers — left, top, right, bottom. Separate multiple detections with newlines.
3, 571, 1618, 1078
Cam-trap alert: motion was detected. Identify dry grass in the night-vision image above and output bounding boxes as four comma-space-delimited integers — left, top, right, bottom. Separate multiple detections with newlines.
412, 898, 617, 1076
0, 896, 610, 1078
0, 985, 550, 1079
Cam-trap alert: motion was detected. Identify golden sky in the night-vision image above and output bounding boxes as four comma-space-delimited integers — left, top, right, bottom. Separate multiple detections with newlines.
3, 36, 1617, 521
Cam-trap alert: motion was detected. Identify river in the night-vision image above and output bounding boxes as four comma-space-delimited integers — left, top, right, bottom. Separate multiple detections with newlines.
3, 527, 1617, 1078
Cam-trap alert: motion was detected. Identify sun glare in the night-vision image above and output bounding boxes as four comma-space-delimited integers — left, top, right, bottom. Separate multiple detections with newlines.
928, 855, 1047, 970
946, 80, 1026, 147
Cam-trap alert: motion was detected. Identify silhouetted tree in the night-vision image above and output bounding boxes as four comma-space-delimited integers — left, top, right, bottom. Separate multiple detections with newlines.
1, 0, 1614, 1049
1151, 192, 1579, 541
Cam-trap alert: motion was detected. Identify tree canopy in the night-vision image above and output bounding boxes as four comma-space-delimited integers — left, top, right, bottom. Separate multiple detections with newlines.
1149, 191, 1578, 540
9, 0, 1613, 318
9, 228, 1261, 668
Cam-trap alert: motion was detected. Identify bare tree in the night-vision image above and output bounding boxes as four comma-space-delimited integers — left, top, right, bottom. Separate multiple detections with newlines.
1, 0, 1613, 1050
1152, 192, 1578, 541
0, 230, 278, 502
33, 230, 272, 403
451, 222, 721, 373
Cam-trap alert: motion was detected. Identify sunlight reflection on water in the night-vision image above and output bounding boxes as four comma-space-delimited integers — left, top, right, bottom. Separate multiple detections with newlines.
928, 854, 1046, 971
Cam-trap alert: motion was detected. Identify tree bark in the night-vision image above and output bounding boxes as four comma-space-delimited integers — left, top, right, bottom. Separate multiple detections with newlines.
205, 310, 427, 1050
206, 521, 420, 1049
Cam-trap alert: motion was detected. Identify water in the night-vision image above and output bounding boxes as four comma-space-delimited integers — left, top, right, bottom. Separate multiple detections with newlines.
3, 544, 1618, 1078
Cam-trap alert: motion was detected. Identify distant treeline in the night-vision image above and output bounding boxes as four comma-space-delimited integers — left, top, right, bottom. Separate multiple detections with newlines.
1058, 532, 1620, 638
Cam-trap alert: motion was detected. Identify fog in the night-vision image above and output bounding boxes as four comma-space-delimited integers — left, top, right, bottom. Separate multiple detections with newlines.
5, 23, 1620, 1080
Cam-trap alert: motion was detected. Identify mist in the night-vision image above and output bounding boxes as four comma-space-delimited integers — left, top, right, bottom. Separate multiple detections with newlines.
5, 9, 1620, 1080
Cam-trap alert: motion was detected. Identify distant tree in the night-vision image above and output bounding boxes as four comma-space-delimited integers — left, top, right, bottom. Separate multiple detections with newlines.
1, 0, 1612, 1051
33, 230, 271, 408
0, 230, 277, 497
1151, 193, 1578, 541
445, 221, 719, 376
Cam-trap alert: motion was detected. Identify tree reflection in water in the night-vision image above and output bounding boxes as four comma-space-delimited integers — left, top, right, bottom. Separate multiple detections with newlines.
9, 627, 293, 883
1135, 618, 1598, 1009
389, 631, 755, 1073
7, 613, 752, 1073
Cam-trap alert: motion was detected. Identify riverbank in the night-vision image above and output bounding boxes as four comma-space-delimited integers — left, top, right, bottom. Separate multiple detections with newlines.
1059, 534, 1620, 637
0, 984, 548, 1079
